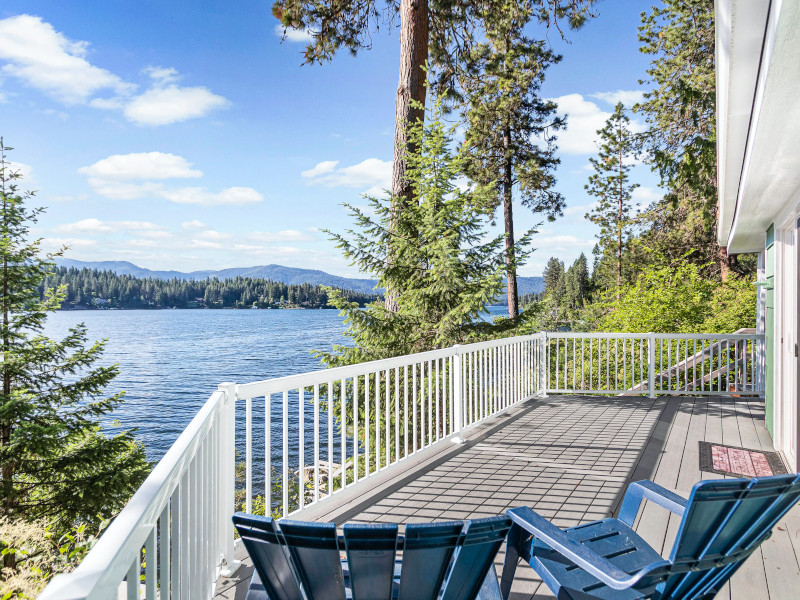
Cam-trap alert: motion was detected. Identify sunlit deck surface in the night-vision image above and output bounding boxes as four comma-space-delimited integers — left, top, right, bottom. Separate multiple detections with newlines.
215, 395, 800, 599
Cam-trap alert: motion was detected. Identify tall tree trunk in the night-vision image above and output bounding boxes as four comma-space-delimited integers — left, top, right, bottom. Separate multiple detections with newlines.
385, 0, 429, 312
1, 139, 15, 571
617, 144, 623, 302
502, 127, 518, 318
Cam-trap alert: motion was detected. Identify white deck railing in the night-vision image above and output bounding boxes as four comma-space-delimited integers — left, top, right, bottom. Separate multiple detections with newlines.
38, 330, 763, 600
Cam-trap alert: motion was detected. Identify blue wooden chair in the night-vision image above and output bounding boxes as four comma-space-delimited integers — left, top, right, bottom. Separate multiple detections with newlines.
233, 512, 511, 600
500, 474, 800, 599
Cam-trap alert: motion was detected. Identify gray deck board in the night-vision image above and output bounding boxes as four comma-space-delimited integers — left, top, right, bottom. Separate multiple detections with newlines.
216, 395, 799, 600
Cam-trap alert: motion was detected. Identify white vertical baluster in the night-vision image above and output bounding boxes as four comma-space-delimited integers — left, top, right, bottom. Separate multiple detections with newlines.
180, 468, 190, 598
435, 359, 440, 439
299, 387, 304, 510
159, 503, 170, 599
313, 385, 319, 503
341, 378, 346, 488
411, 363, 419, 452
170, 486, 180, 599
404, 365, 409, 455
327, 381, 334, 490
395, 367, 400, 457
365, 375, 370, 475
375, 371, 381, 468
145, 526, 156, 599
282, 390, 289, 515
265, 394, 271, 512
353, 376, 359, 482
127, 554, 138, 600
385, 370, 390, 467
245, 396, 252, 514
428, 360, 433, 441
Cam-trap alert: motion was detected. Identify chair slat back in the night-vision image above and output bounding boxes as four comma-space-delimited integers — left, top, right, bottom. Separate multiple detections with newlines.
659, 474, 800, 599
278, 520, 346, 600
441, 516, 511, 600
343, 523, 399, 600
233, 513, 304, 600
397, 521, 464, 600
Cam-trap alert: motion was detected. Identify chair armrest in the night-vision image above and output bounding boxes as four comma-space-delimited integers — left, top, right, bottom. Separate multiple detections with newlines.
507, 507, 663, 591
618, 480, 687, 527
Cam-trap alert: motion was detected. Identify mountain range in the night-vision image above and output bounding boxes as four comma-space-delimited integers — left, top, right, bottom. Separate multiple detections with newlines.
56, 259, 544, 298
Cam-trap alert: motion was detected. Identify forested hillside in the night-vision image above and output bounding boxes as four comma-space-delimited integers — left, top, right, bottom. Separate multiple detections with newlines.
40, 267, 380, 309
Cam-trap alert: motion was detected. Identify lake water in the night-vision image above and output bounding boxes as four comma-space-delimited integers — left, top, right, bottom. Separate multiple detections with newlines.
43, 306, 510, 463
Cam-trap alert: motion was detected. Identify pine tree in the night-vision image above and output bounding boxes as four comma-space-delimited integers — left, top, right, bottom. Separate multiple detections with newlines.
635, 0, 729, 277
319, 94, 534, 365
0, 141, 149, 571
565, 253, 589, 310
585, 103, 639, 300
460, 0, 564, 319
272, 0, 597, 310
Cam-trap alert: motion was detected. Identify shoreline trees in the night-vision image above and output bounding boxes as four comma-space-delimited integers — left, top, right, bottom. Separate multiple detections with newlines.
0, 140, 149, 593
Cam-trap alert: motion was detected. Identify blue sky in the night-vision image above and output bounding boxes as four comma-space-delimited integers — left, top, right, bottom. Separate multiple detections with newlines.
0, 1, 661, 278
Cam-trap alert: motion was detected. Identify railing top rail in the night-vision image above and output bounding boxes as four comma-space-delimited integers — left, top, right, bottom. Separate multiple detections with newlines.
39, 390, 227, 600
236, 333, 541, 399
542, 332, 764, 340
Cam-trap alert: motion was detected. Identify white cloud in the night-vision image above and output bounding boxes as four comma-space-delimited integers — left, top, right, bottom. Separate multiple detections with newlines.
590, 90, 645, 107
51, 218, 165, 235
245, 229, 313, 242
563, 202, 597, 217
0, 16, 228, 126
159, 186, 263, 206
79, 152, 203, 180
197, 229, 233, 241
6, 161, 34, 183
181, 219, 207, 230
0, 15, 134, 104
302, 158, 391, 190
190, 239, 223, 249
632, 186, 662, 204
536, 234, 595, 249
85, 179, 165, 200
550, 94, 611, 155
123, 84, 229, 126
143, 66, 179, 84
79, 152, 264, 205
52, 218, 112, 234
301, 160, 338, 178
550, 93, 645, 155
42, 237, 98, 249
274, 24, 314, 43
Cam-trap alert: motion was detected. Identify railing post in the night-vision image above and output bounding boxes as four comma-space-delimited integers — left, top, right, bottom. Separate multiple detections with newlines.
539, 333, 548, 397
648, 334, 656, 398
452, 345, 465, 443
218, 382, 240, 577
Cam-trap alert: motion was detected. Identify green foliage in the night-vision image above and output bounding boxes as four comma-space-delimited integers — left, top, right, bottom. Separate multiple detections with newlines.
700, 277, 758, 334
40, 267, 378, 310
458, 1, 564, 316
598, 259, 715, 333
635, 0, 723, 274
0, 141, 149, 584
585, 102, 639, 297
319, 94, 529, 365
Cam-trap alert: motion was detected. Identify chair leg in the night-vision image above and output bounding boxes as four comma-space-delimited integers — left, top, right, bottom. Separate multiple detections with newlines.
500, 526, 522, 600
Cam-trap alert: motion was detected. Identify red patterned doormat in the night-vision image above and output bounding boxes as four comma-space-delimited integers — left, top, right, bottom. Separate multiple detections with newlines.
699, 442, 788, 478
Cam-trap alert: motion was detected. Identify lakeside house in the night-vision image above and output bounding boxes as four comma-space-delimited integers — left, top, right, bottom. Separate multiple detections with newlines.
38, 1, 800, 598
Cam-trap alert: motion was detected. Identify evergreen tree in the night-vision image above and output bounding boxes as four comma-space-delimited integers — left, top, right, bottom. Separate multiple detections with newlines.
542, 257, 565, 298
272, 0, 596, 310
0, 141, 149, 571
565, 253, 589, 310
585, 102, 639, 300
635, 0, 730, 276
460, 0, 564, 319
319, 94, 533, 366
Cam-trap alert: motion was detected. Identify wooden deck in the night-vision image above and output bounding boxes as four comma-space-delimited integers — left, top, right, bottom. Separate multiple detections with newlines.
215, 395, 800, 599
